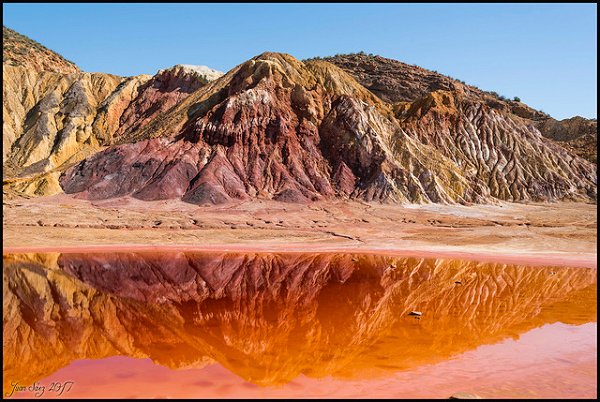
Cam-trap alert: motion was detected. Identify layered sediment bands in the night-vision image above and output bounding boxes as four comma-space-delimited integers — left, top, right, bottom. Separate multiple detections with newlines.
59, 53, 596, 204
3, 252, 596, 392
106, 65, 223, 142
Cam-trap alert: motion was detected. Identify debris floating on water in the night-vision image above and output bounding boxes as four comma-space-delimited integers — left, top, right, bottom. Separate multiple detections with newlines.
449, 392, 482, 399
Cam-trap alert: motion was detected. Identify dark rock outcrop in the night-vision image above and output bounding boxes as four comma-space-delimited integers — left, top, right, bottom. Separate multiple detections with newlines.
535, 116, 597, 163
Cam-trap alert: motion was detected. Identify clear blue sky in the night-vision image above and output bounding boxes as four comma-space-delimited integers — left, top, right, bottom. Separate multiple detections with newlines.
3, 3, 597, 119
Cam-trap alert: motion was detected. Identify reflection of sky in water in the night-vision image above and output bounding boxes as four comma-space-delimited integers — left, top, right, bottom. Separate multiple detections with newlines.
3, 252, 597, 399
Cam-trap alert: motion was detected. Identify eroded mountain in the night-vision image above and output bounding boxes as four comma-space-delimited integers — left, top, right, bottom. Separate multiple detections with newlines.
3, 28, 596, 203
3, 26, 223, 196
324, 53, 597, 163
59, 53, 596, 203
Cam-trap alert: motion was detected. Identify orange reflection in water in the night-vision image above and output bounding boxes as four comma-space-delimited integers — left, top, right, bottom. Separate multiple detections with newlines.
3, 252, 597, 398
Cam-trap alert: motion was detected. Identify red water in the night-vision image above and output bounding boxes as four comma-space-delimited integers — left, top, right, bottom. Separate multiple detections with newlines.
3, 252, 597, 399
8, 322, 596, 399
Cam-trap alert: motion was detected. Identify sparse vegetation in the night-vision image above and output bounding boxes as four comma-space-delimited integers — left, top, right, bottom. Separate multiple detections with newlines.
304, 56, 323, 62
302, 53, 549, 118
3, 25, 78, 68
304, 52, 380, 63
487, 91, 511, 102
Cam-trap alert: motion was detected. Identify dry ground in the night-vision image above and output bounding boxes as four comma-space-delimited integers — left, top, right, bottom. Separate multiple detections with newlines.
2, 194, 597, 267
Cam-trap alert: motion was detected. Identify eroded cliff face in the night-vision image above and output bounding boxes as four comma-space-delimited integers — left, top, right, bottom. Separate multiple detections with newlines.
4, 26, 81, 166
3, 68, 148, 195
3, 67, 224, 196
325, 53, 597, 164
59, 53, 596, 204
396, 91, 597, 202
3, 252, 597, 392
104, 65, 224, 143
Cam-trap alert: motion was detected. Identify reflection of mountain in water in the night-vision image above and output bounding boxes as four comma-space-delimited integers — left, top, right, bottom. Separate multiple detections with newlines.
3, 252, 597, 393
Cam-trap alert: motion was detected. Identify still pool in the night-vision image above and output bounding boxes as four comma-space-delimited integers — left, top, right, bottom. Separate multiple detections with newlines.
3, 252, 597, 398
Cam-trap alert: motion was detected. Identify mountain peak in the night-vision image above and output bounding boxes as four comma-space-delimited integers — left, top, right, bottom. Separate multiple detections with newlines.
159, 64, 223, 82
252, 51, 296, 61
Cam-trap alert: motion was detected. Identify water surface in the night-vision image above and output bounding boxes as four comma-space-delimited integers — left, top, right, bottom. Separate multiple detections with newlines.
3, 252, 597, 398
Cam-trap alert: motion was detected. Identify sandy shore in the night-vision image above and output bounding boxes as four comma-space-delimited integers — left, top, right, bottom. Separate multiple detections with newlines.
3, 194, 597, 268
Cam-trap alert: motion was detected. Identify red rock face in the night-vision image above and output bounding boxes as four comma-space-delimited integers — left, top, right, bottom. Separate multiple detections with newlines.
179, 71, 336, 202
59, 53, 597, 205
114, 65, 220, 141
61, 138, 207, 200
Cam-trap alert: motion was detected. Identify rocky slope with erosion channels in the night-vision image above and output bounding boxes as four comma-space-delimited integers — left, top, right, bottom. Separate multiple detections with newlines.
3, 27, 596, 204
323, 53, 598, 164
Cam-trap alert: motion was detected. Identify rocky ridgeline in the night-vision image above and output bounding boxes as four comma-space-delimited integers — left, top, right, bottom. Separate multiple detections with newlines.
3, 26, 79, 74
3, 28, 597, 203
